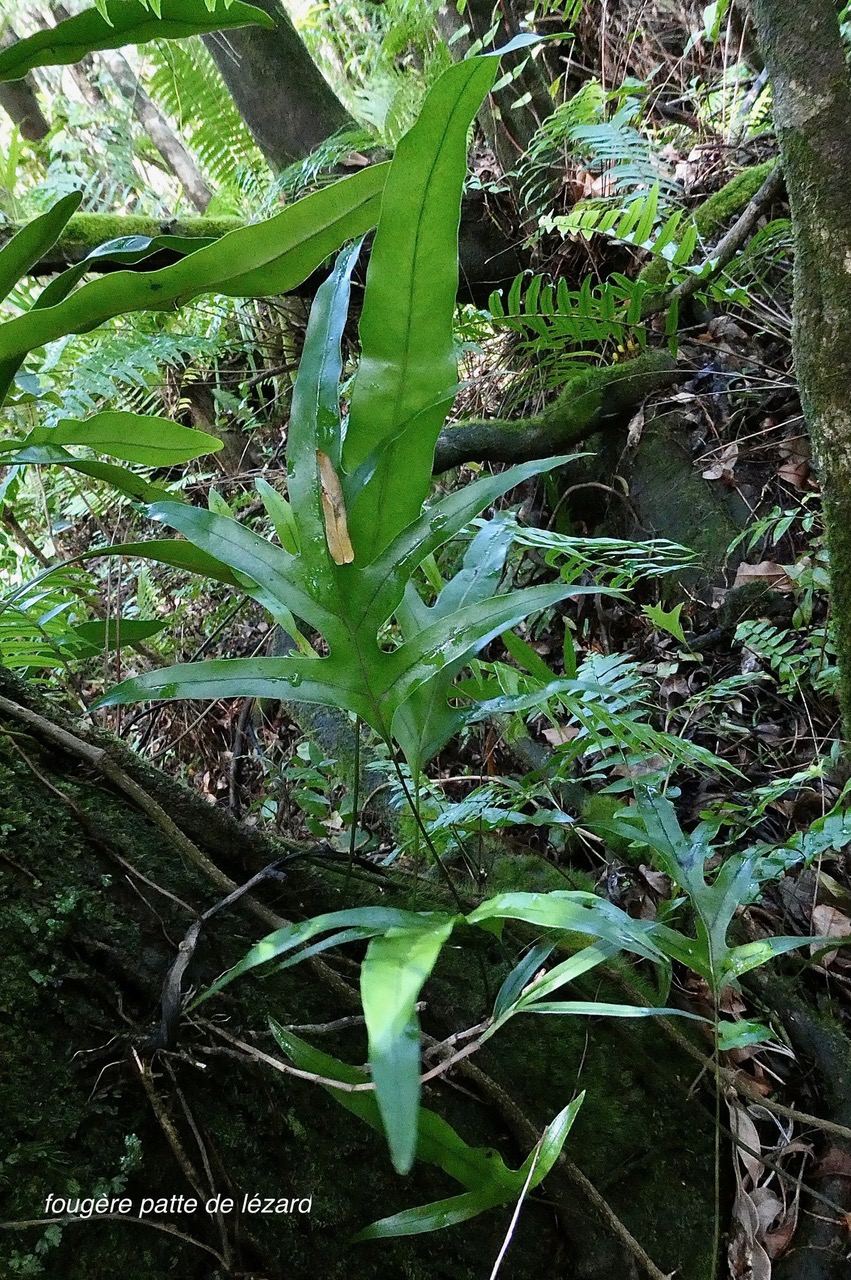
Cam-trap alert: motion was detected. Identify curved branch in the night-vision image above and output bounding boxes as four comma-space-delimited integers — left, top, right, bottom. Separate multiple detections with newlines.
433, 351, 682, 472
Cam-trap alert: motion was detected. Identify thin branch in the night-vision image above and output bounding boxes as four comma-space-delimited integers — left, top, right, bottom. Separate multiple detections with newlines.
647, 162, 785, 318
0, 1214, 226, 1263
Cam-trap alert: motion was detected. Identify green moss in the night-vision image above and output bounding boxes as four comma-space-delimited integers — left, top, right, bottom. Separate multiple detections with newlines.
626, 410, 749, 595
435, 351, 679, 470
692, 160, 776, 236
57, 213, 244, 252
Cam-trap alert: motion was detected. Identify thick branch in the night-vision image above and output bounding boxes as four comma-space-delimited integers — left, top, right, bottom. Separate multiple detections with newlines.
433, 352, 681, 472
0, 25, 49, 141
99, 50, 212, 213
2, 202, 524, 306
642, 161, 784, 319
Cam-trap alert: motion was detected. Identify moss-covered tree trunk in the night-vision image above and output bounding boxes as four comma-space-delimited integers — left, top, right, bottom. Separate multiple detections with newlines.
750, 0, 851, 743
0, 671, 717, 1280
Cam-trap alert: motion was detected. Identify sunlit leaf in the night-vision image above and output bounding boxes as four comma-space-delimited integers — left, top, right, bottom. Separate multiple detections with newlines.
0, 0, 274, 82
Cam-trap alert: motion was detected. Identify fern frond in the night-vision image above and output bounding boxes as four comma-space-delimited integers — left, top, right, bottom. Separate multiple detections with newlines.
487, 268, 651, 358
0, 566, 96, 671
262, 128, 378, 206
34, 319, 224, 421
519, 81, 679, 223
736, 619, 838, 697
503, 525, 699, 586
145, 37, 266, 199
543, 187, 699, 267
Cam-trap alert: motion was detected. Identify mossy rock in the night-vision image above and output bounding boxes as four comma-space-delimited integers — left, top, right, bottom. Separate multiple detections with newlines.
625, 410, 749, 597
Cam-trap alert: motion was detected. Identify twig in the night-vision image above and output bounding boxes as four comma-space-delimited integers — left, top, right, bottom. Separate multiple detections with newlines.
489, 1138, 542, 1280
199, 1021, 374, 1092
283, 1014, 366, 1035
228, 697, 255, 818
150, 856, 295, 1050
647, 162, 785, 318
652, 1007, 851, 1144
0, 1214, 226, 1262
164, 1062, 233, 1270
132, 1049, 207, 1201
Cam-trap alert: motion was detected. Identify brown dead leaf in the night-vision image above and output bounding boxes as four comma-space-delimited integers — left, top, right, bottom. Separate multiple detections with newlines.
720, 989, 747, 1017
626, 404, 645, 449
729, 1068, 774, 1097
729, 1097, 764, 1187
778, 435, 810, 463
659, 674, 691, 700
702, 441, 739, 482
542, 725, 580, 747
815, 1145, 851, 1180
638, 864, 670, 896
733, 561, 795, 592
764, 1214, 797, 1260
708, 316, 748, 342
752, 1186, 783, 1237
729, 1188, 772, 1280
777, 459, 810, 490
316, 450, 355, 565
611, 755, 666, 779
810, 904, 851, 966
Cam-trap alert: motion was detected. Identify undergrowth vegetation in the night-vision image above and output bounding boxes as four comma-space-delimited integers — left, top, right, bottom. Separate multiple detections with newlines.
1, 4, 850, 1280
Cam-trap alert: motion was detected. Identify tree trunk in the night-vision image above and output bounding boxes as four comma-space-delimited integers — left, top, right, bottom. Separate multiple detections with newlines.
749, 0, 851, 744
436, 0, 554, 182
202, 0, 354, 171
0, 25, 50, 141
198, 2, 528, 291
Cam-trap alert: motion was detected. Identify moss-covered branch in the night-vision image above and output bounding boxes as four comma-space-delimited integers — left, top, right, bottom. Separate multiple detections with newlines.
0, 213, 244, 272
637, 159, 779, 292
2, 203, 523, 306
433, 351, 681, 473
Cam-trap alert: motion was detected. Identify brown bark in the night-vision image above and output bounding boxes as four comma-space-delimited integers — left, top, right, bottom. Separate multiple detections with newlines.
201, 0, 354, 171
0, 24, 49, 141
750, 0, 851, 745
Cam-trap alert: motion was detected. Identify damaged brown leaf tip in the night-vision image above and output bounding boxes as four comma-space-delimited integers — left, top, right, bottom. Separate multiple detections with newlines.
316, 450, 354, 565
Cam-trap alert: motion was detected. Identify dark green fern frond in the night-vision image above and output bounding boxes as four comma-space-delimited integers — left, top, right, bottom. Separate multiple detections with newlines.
262, 128, 378, 207
30, 317, 225, 420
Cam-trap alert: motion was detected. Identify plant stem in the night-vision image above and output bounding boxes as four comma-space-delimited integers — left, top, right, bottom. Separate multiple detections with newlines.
390, 753, 466, 915
343, 715, 361, 901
